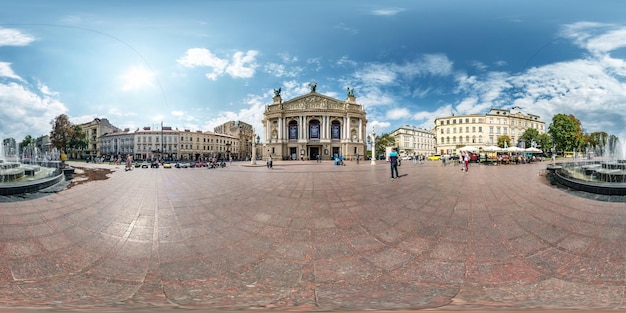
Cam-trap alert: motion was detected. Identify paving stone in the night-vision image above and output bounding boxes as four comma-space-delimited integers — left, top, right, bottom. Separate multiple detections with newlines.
0, 160, 623, 312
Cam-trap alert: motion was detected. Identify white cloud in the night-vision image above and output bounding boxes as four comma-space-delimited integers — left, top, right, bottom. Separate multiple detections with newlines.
179, 48, 260, 80
354, 64, 397, 85
386, 108, 410, 120
371, 8, 406, 16
0, 82, 66, 140
0, 62, 23, 80
226, 50, 258, 78
335, 23, 359, 35
0, 28, 35, 46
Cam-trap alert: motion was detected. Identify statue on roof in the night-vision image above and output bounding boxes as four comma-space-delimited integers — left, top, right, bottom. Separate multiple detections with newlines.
273, 87, 281, 97
308, 82, 317, 93
347, 87, 355, 97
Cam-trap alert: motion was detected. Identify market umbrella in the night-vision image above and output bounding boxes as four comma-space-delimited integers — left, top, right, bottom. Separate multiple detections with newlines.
525, 147, 543, 153
483, 145, 502, 152
505, 146, 523, 153
458, 145, 479, 152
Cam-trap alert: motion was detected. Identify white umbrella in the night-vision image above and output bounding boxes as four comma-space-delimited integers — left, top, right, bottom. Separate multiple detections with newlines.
505, 146, 523, 152
525, 147, 542, 153
458, 145, 479, 152
483, 145, 502, 152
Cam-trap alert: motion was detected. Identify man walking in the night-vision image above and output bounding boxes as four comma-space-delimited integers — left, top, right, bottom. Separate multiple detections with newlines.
389, 147, 399, 179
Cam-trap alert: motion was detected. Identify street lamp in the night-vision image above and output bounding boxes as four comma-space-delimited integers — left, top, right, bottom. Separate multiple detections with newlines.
370, 127, 376, 165
250, 129, 257, 165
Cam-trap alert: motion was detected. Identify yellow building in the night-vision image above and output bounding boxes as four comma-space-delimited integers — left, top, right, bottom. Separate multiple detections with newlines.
433, 108, 545, 155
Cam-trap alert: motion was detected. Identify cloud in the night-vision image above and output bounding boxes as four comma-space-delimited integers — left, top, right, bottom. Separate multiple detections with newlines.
0, 27, 35, 46
178, 48, 258, 80
0, 82, 67, 140
265, 63, 302, 78
0, 62, 23, 81
335, 23, 359, 35
226, 50, 258, 78
386, 108, 410, 120
371, 8, 406, 16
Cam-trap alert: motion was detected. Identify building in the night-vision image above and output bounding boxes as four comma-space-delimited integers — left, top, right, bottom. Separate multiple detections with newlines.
132, 126, 180, 161
262, 86, 367, 161
100, 128, 135, 160
389, 125, 436, 158
177, 129, 235, 161
79, 118, 120, 159
214, 121, 255, 160
433, 108, 546, 155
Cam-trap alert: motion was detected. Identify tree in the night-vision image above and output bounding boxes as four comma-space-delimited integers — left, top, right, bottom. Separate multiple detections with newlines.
548, 114, 580, 154
375, 133, 396, 158
19, 135, 35, 150
519, 128, 539, 148
50, 114, 74, 153
69, 125, 88, 151
497, 135, 512, 148
583, 131, 609, 156
536, 133, 552, 153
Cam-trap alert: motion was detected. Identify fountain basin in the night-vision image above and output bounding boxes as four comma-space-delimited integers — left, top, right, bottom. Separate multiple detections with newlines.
0, 168, 65, 196
549, 161, 626, 196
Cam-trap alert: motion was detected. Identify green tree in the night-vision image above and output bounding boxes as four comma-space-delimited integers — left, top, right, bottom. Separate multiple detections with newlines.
497, 135, 512, 148
583, 131, 609, 156
548, 113, 580, 154
50, 114, 74, 153
519, 128, 539, 148
536, 133, 552, 153
375, 133, 396, 158
69, 125, 88, 151
19, 135, 35, 150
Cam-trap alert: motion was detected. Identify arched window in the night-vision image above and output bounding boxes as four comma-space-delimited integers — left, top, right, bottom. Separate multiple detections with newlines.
289, 121, 298, 140
309, 120, 320, 140
331, 120, 341, 140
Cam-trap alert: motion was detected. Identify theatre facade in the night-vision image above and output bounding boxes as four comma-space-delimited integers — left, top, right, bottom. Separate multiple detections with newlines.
262, 88, 368, 161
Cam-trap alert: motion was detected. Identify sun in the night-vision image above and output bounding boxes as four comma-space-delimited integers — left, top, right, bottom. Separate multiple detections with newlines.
121, 66, 156, 91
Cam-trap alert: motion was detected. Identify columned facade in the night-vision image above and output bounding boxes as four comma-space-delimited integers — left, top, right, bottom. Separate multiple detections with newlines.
262, 91, 367, 161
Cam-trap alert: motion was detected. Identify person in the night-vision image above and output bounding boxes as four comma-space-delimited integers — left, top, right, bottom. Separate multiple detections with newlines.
389, 148, 399, 179
461, 152, 469, 173
356, 153, 359, 164
266, 155, 273, 168
60, 151, 67, 168
125, 154, 132, 171
317, 154, 321, 163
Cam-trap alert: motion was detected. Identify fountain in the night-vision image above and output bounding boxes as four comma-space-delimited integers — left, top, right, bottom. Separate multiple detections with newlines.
0, 141, 69, 196
547, 135, 626, 196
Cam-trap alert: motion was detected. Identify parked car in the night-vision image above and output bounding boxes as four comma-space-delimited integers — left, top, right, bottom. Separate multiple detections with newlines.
427, 154, 441, 161
134, 161, 142, 168
141, 161, 149, 168
193, 160, 207, 168
163, 162, 172, 168
175, 162, 190, 168
150, 160, 160, 168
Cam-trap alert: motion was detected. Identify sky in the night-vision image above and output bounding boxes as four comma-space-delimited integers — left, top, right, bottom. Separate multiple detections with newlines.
2, 0, 626, 143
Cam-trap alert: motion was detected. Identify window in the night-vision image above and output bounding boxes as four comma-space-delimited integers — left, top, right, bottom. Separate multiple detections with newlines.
331, 121, 341, 140
309, 120, 320, 139
289, 121, 298, 140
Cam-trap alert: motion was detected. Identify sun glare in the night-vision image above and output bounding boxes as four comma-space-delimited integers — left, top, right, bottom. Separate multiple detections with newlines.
121, 66, 156, 91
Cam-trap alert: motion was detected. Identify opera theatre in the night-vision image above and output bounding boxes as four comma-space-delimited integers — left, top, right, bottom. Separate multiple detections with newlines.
262, 85, 368, 161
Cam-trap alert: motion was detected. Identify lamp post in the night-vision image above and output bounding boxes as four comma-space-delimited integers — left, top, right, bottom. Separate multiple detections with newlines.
370, 127, 376, 165
250, 129, 257, 165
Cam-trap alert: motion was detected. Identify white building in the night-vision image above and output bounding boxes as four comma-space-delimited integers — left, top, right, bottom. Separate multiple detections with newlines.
389, 125, 436, 158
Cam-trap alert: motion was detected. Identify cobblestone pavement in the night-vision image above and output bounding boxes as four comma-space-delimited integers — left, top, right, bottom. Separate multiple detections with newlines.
0, 159, 624, 312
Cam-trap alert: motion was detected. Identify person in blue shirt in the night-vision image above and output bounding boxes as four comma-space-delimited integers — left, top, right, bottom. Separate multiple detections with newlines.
389, 148, 399, 179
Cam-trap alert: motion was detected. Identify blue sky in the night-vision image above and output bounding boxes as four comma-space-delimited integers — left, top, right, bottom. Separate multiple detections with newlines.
2, 0, 626, 143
